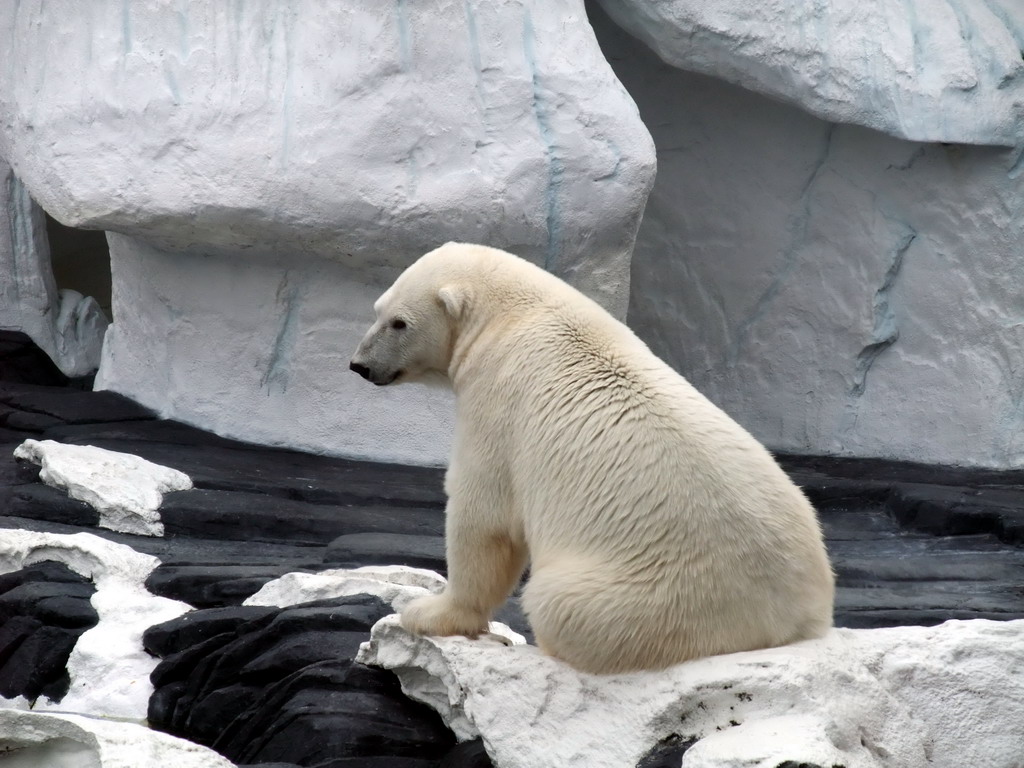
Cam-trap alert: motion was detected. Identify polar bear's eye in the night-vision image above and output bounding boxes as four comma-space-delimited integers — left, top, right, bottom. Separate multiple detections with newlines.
391, 319, 407, 330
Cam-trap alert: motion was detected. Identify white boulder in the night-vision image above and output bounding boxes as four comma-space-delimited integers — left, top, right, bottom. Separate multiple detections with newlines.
0, 160, 108, 377
359, 614, 1024, 768
0, 0, 654, 312
13, 440, 192, 536
597, 0, 1024, 145
0, 710, 235, 768
0, 0, 655, 464
93, 233, 460, 466
0, 531, 191, 720
246, 565, 527, 648
592, 7, 1024, 469
245, 565, 449, 611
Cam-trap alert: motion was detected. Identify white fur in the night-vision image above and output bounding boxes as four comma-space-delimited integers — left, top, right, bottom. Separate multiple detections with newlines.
351, 243, 835, 674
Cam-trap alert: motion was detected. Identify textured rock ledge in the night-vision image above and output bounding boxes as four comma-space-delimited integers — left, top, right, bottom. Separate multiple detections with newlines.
0, 560, 98, 703
589, 3, 1024, 471
0, 0, 655, 311
14, 439, 192, 536
360, 613, 1024, 768
0, 709, 234, 768
0, 531, 189, 720
0, 165, 108, 378
597, 0, 1024, 145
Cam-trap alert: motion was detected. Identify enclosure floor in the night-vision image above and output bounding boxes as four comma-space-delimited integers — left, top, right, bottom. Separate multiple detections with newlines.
3, 328, 1024, 766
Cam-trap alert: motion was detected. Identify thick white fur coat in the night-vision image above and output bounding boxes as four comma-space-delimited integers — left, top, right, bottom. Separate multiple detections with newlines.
351, 243, 835, 674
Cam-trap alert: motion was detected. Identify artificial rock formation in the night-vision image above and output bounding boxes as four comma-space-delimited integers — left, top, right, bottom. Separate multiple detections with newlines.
597, 0, 1024, 145
0, 0, 656, 465
14, 439, 192, 536
0, 561, 99, 704
361, 611, 1024, 768
589, 3, 1024, 470
0, 710, 235, 768
0, 161, 108, 378
144, 594, 458, 766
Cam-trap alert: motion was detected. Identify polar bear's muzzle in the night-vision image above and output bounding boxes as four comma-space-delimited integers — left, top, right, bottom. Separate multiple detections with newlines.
349, 359, 402, 386
349, 361, 372, 380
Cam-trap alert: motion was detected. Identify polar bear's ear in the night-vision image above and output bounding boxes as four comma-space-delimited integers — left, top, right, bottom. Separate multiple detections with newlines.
438, 284, 468, 319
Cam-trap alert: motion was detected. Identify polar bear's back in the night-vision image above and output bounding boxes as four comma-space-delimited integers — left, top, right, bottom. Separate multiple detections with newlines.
473, 295, 832, 663
442, 245, 833, 669
500, 307, 821, 549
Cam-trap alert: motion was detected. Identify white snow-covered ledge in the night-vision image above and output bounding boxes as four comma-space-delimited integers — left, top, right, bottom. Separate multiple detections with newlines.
0, 710, 234, 768
0, 531, 191, 720
359, 613, 1024, 768
13, 439, 192, 536
245, 565, 449, 611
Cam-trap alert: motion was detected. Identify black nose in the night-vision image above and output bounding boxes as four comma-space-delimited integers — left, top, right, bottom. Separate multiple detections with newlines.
350, 361, 372, 380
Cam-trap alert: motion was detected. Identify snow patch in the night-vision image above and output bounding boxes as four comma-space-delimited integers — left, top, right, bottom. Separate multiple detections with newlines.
246, 565, 448, 612
0, 709, 234, 768
13, 439, 192, 536
0, 531, 191, 720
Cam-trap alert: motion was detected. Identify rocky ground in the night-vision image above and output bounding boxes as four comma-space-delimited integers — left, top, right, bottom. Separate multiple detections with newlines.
2, 329, 1024, 767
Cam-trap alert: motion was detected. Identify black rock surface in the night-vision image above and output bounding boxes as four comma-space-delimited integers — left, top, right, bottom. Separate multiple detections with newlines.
0, 331, 69, 387
145, 594, 456, 766
440, 739, 495, 768
324, 532, 448, 572
0, 560, 99, 702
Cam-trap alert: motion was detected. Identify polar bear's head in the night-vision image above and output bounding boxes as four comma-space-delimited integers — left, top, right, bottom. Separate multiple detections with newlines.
349, 244, 478, 386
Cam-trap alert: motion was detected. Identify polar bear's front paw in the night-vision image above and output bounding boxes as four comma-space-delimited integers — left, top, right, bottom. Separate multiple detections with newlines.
400, 593, 489, 638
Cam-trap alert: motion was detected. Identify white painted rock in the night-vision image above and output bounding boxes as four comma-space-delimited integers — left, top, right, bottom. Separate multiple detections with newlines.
2, 0, 655, 466
359, 615, 1024, 768
0, 530, 191, 720
592, 8, 1024, 469
0, 159, 108, 377
597, 0, 1024, 145
93, 233, 460, 466
13, 439, 192, 536
245, 565, 449, 611
0, 710, 235, 768
0, 0, 654, 316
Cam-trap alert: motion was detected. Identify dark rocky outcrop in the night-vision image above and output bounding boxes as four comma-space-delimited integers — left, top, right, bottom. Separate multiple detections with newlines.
145, 595, 456, 767
0, 560, 99, 702
0, 330, 69, 387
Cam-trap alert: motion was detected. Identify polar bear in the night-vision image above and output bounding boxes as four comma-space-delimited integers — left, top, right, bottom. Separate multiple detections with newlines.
350, 242, 834, 674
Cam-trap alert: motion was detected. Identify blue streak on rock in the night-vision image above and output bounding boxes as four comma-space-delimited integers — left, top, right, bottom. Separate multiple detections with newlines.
279, 5, 297, 167
522, 9, 563, 272
978, 0, 1024, 51
122, 0, 132, 56
262, 274, 302, 393
396, 0, 412, 72
5, 173, 25, 303
850, 228, 917, 397
464, 1, 482, 76
727, 125, 835, 364
464, 1, 488, 118
177, 0, 189, 58
163, 62, 181, 105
